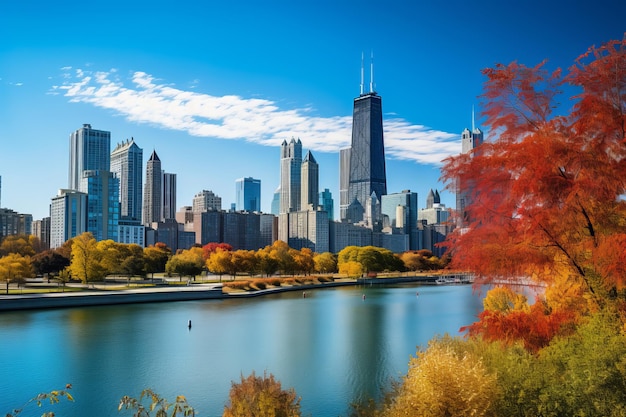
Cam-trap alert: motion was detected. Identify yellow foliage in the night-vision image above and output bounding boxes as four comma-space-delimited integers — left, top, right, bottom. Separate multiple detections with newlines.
482, 286, 529, 313
382, 342, 497, 417
339, 261, 363, 278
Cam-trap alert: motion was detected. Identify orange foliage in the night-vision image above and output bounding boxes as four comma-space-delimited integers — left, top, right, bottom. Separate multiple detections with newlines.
442, 36, 626, 296
202, 242, 233, 260
462, 302, 577, 353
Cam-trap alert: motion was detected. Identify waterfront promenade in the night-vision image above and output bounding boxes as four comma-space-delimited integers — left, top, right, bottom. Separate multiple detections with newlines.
0, 273, 459, 311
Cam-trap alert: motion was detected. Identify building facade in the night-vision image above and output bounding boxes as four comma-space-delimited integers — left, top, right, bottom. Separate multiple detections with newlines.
110, 138, 143, 221
49, 189, 87, 249
162, 172, 177, 220
81, 170, 120, 242
456, 126, 483, 225
279, 138, 302, 214
235, 177, 261, 212
343, 91, 387, 225
192, 190, 221, 212
319, 188, 334, 221
69, 124, 111, 191
300, 151, 319, 211
143, 150, 162, 225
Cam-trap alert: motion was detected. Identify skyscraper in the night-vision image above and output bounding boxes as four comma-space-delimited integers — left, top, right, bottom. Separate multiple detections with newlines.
300, 151, 319, 211
342, 56, 387, 226
339, 148, 350, 220
143, 150, 162, 225
162, 172, 177, 220
81, 170, 119, 241
235, 177, 261, 212
279, 138, 302, 214
69, 124, 111, 191
456, 122, 483, 224
110, 138, 143, 221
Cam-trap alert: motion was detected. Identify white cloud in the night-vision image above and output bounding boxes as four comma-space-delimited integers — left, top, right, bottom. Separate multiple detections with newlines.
56, 69, 459, 165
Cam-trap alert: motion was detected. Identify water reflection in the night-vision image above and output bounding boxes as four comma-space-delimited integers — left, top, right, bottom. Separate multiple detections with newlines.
0, 284, 483, 417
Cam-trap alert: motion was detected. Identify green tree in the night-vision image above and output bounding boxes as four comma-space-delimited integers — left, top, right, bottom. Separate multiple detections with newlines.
223, 371, 301, 417
69, 232, 106, 284
0, 253, 34, 294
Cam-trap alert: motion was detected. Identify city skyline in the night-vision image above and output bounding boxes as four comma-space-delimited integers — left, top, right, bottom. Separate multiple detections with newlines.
1, 1, 624, 221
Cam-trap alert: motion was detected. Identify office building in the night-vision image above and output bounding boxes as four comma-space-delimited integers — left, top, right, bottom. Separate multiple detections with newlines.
110, 138, 143, 221
339, 148, 350, 221
235, 177, 261, 212
341, 58, 387, 226
279, 138, 302, 213
319, 188, 334, 221
69, 124, 111, 191
279, 210, 329, 253
162, 172, 177, 220
143, 150, 162, 225
381, 189, 418, 237
81, 170, 119, 242
271, 187, 280, 216
300, 151, 319, 211
192, 190, 221, 212
419, 189, 450, 225
49, 189, 87, 249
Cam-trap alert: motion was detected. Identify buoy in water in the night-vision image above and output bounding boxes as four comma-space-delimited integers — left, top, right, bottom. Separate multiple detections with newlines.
188, 320, 192, 329
302, 291, 306, 298
362, 294, 366, 300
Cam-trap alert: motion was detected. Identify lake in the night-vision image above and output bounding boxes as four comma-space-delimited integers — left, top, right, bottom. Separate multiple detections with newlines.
0, 283, 484, 416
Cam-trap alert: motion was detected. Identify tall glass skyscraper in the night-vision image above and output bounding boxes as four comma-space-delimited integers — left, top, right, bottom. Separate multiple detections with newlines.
279, 138, 302, 214
235, 177, 261, 212
456, 126, 483, 225
69, 124, 111, 191
300, 151, 318, 211
110, 138, 143, 221
342, 86, 387, 225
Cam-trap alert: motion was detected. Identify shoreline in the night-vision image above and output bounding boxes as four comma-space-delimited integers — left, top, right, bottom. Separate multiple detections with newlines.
0, 275, 445, 312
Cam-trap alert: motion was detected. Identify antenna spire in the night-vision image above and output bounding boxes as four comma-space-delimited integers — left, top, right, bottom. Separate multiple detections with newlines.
369, 51, 374, 93
360, 52, 364, 95
472, 105, 475, 131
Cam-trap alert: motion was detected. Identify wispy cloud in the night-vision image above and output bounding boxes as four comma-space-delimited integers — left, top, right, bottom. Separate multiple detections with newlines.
54, 69, 459, 165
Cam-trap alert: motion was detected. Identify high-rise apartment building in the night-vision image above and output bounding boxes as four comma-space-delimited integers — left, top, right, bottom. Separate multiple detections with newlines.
341, 59, 387, 226
162, 172, 177, 220
143, 150, 162, 225
69, 124, 111, 191
279, 138, 302, 214
192, 190, 222, 212
300, 151, 319, 211
50, 189, 87, 248
235, 177, 261, 212
110, 138, 143, 221
31, 217, 51, 250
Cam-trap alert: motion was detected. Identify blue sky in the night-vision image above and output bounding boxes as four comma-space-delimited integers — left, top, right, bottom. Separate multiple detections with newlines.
1, 0, 624, 221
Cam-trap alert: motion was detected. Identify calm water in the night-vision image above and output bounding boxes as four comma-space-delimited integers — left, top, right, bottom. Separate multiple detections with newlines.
0, 284, 483, 417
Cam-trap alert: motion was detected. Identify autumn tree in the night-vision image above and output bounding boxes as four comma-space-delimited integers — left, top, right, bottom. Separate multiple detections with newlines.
223, 371, 301, 417
379, 339, 497, 417
313, 252, 337, 274
206, 248, 233, 280
441, 37, 626, 312
0, 234, 41, 257
202, 242, 232, 261
0, 253, 34, 294
255, 246, 279, 277
119, 389, 195, 417
293, 248, 315, 275
69, 232, 106, 284
143, 243, 171, 279
166, 247, 204, 281
31, 249, 70, 279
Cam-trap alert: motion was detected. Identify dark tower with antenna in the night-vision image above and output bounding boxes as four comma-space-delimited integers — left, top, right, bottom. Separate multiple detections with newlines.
342, 52, 387, 227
